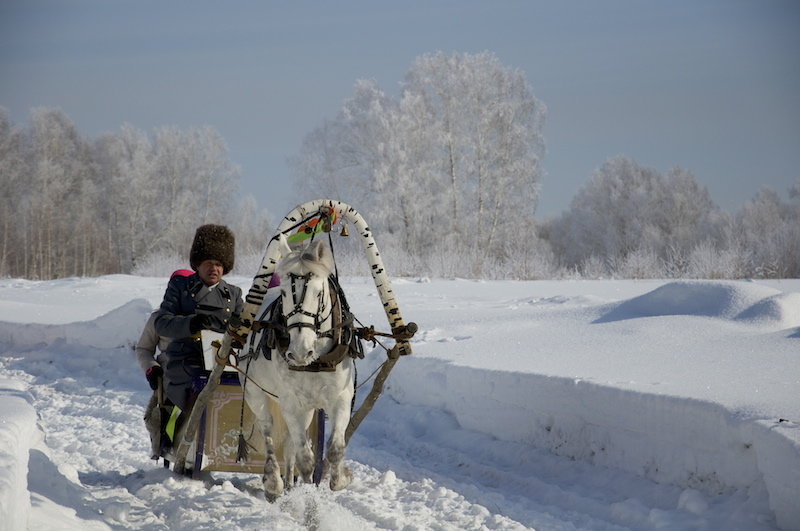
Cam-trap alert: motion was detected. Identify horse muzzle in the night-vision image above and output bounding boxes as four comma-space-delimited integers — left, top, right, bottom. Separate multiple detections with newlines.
284, 348, 316, 367
284, 325, 319, 366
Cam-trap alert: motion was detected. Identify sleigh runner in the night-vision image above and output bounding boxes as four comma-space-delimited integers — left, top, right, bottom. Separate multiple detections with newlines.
157, 200, 416, 497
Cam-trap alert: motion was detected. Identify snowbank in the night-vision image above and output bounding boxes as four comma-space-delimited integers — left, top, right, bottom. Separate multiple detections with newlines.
385, 359, 800, 528
381, 279, 800, 529
0, 297, 153, 530
0, 298, 152, 350
0, 379, 37, 531
595, 280, 800, 329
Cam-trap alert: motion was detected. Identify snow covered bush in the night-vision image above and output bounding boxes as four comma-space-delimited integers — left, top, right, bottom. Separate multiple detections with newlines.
548, 157, 729, 275
687, 240, 748, 280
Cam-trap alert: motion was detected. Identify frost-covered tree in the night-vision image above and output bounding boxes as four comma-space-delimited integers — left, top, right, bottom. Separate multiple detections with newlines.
26, 108, 96, 278
403, 52, 546, 253
0, 107, 266, 279
654, 167, 728, 255
149, 125, 240, 258
232, 194, 274, 258
735, 187, 800, 278
188, 126, 239, 225
550, 157, 729, 272
0, 108, 28, 276
293, 80, 399, 214
789, 178, 800, 200
291, 52, 546, 267
686, 239, 748, 279
94, 124, 161, 271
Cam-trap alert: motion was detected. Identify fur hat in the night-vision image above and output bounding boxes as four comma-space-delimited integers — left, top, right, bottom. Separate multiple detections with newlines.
189, 224, 235, 274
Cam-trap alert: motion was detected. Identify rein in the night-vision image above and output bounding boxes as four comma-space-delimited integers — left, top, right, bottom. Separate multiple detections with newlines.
209, 341, 280, 400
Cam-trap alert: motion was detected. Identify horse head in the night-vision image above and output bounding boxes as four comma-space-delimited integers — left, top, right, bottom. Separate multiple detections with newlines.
275, 239, 335, 367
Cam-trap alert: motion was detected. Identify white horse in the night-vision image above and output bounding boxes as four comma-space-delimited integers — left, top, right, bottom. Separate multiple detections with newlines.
241, 237, 355, 500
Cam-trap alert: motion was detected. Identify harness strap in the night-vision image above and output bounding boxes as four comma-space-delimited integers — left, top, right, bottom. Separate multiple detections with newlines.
250, 298, 288, 359
286, 277, 363, 372
249, 275, 363, 373
289, 343, 351, 372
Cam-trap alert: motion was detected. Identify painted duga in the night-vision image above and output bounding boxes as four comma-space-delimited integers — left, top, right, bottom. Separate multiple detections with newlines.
242, 235, 355, 500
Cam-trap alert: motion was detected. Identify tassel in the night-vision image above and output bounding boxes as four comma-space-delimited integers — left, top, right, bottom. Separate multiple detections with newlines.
237, 355, 252, 464
236, 432, 249, 462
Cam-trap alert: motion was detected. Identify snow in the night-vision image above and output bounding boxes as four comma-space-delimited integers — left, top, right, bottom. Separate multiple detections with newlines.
0, 275, 798, 530
0, 378, 37, 531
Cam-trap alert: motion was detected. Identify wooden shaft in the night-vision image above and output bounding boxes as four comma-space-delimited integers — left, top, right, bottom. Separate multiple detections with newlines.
345, 347, 401, 444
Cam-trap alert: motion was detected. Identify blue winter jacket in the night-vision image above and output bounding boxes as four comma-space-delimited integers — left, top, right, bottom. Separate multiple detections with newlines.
154, 273, 244, 409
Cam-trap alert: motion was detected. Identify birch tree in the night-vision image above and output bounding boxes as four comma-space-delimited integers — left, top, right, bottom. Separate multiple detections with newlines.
0, 108, 28, 276
403, 52, 546, 253
1, 108, 262, 278
27, 108, 94, 278
291, 52, 546, 264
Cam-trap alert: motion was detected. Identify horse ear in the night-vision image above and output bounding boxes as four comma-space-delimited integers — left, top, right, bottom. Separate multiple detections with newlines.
301, 240, 323, 263
278, 233, 292, 256
312, 240, 334, 272
312, 240, 326, 261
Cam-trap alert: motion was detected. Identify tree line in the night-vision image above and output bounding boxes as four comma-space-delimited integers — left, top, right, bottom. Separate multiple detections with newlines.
544, 156, 799, 279
2, 52, 798, 280
0, 107, 272, 279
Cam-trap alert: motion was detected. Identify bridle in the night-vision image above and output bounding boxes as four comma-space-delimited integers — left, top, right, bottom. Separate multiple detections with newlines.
282, 272, 334, 339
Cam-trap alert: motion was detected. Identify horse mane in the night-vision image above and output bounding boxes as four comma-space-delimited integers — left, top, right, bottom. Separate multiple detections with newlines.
278, 240, 334, 279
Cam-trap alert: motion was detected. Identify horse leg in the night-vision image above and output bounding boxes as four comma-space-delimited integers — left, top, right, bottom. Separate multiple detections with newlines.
326, 399, 353, 491
247, 391, 283, 501
284, 408, 315, 485
283, 432, 296, 487
261, 428, 284, 501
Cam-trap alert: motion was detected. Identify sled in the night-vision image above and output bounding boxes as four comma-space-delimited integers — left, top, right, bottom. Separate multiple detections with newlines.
164, 331, 323, 480
185, 373, 324, 481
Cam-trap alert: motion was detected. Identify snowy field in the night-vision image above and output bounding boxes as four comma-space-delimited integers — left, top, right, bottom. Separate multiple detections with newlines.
0, 275, 798, 530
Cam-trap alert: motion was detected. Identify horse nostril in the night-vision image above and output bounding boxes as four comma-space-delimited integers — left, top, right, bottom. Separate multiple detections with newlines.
306, 350, 314, 358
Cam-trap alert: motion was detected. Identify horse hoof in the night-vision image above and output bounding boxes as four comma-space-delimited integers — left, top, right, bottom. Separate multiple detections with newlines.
263, 475, 284, 501
263, 483, 283, 502
330, 466, 352, 491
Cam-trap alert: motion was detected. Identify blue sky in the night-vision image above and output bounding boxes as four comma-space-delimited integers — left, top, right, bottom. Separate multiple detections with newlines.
1, 0, 798, 219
